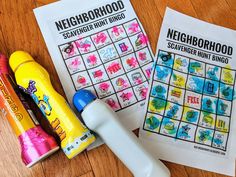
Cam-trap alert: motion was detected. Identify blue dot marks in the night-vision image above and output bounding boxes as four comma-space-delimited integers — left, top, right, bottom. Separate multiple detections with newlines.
203, 79, 219, 96
157, 51, 174, 68
154, 65, 171, 82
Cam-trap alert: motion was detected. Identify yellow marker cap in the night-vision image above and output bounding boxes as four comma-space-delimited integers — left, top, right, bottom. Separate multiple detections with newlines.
9, 51, 34, 73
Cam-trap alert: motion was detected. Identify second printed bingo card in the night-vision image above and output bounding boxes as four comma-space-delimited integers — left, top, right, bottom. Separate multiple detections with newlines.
139, 8, 236, 176
34, 0, 153, 129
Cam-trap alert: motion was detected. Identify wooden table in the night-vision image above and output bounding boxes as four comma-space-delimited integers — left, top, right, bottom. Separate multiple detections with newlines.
0, 0, 235, 176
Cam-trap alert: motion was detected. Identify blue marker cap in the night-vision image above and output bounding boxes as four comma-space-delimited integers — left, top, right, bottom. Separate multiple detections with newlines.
73, 89, 97, 112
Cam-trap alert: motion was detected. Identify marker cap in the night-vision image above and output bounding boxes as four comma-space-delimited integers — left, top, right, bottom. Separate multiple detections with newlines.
73, 89, 97, 112
9, 51, 34, 73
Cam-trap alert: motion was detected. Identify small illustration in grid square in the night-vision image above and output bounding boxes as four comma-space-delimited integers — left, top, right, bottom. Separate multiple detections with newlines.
111, 75, 131, 92
144, 113, 163, 133
203, 79, 219, 97
170, 70, 187, 89
157, 50, 174, 68
195, 127, 213, 146
154, 65, 172, 83
173, 55, 189, 73
164, 102, 183, 120
102, 94, 121, 111
98, 44, 119, 63
121, 53, 139, 72
201, 95, 217, 114
72, 71, 92, 90
94, 81, 115, 99
129, 32, 148, 51
141, 64, 152, 80
212, 131, 228, 150
114, 38, 134, 56
206, 64, 221, 81
160, 118, 180, 137
127, 68, 146, 86
182, 107, 200, 124
133, 81, 149, 101
75, 37, 96, 54
186, 75, 204, 94
117, 88, 137, 108
148, 97, 166, 115
124, 20, 141, 36
107, 25, 127, 42
167, 86, 185, 105
217, 99, 231, 116
198, 111, 216, 129
59, 42, 79, 59
216, 116, 230, 132
151, 81, 169, 99
136, 47, 153, 66
221, 68, 235, 85
87, 65, 109, 84
65, 56, 85, 74
219, 83, 234, 101
91, 31, 112, 49
189, 59, 205, 77
82, 51, 102, 69
104, 59, 125, 78
177, 122, 196, 141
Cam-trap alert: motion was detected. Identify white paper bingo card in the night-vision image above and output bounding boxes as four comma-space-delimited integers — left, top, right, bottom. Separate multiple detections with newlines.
34, 0, 154, 130
139, 8, 236, 176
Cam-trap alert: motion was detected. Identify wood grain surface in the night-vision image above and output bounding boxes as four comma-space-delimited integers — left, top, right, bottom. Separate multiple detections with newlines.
0, 0, 235, 177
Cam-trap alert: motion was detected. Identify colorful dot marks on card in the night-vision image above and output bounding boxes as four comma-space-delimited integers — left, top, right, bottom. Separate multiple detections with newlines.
186, 76, 204, 93
145, 115, 161, 130
75, 37, 95, 54
189, 60, 205, 77
151, 83, 168, 99
196, 128, 213, 145
148, 98, 166, 114
125, 21, 140, 35
222, 68, 235, 85
160, 118, 179, 136
134, 84, 148, 100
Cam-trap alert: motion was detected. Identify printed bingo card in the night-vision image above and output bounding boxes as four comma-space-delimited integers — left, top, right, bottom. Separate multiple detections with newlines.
34, 0, 153, 130
139, 8, 236, 176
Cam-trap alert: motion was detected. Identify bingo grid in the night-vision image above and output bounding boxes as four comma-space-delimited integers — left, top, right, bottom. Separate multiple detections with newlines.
58, 19, 153, 112
143, 50, 236, 151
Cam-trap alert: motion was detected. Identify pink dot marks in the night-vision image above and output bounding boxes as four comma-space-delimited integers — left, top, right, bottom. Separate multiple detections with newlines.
145, 68, 152, 79
116, 78, 128, 89
87, 55, 98, 66
75, 37, 91, 53
112, 26, 124, 37
106, 98, 119, 109
136, 85, 148, 99
99, 82, 110, 93
136, 34, 148, 46
126, 57, 138, 68
63, 43, 76, 57
92, 70, 104, 79
77, 76, 86, 86
93, 32, 107, 44
128, 22, 140, 33
107, 62, 121, 74
68, 57, 81, 70
138, 51, 147, 61
120, 92, 133, 102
